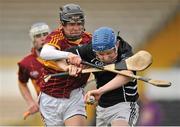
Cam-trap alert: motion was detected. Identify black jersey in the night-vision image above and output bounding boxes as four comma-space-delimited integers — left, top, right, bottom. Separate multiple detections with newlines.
67, 38, 139, 107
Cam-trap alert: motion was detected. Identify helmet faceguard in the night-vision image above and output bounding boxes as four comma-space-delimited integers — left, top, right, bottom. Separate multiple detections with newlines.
92, 27, 117, 52
29, 22, 50, 41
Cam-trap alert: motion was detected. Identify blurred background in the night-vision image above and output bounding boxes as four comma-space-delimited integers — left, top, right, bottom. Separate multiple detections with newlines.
0, 0, 179, 126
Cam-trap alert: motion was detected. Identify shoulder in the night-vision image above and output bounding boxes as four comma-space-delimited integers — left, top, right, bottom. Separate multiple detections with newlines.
78, 43, 95, 60
117, 38, 133, 60
49, 28, 62, 36
80, 31, 92, 45
120, 38, 132, 49
84, 31, 92, 37
46, 28, 65, 42
18, 53, 36, 67
82, 31, 92, 39
118, 38, 132, 52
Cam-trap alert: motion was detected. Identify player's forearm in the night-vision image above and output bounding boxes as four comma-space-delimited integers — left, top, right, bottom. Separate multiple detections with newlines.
56, 60, 69, 71
40, 44, 69, 60
18, 81, 35, 105
98, 70, 133, 94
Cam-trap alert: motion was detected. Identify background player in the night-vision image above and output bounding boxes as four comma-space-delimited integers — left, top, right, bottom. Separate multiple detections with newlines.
17, 22, 50, 115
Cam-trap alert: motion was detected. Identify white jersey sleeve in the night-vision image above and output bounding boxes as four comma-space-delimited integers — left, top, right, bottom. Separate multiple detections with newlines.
40, 44, 69, 60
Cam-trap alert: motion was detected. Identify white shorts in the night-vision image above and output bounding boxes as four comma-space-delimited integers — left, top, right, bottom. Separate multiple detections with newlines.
39, 88, 86, 126
96, 102, 139, 126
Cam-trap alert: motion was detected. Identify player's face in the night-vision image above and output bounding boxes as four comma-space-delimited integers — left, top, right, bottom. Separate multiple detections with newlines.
95, 48, 118, 64
63, 22, 84, 38
33, 32, 48, 52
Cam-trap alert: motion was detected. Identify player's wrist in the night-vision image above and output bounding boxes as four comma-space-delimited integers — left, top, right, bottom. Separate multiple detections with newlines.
97, 87, 105, 95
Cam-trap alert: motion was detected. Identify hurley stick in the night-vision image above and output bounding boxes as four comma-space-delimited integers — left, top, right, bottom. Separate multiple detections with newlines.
44, 65, 171, 87
81, 50, 152, 71
44, 50, 152, 82
81, 62, 171, 87
44, 68, 101, 82
23, 111, 30, 120
102, 69, 171, 87
118, 50, 152, 71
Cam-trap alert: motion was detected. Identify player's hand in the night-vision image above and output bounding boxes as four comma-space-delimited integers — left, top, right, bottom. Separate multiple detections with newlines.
67, 52, 82, 66
28, 101, 39, 115
67, 64, 82, 77
84, 89, 102, 104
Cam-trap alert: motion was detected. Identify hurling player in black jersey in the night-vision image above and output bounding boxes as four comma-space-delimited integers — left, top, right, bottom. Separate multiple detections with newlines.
69, 27, 139, 126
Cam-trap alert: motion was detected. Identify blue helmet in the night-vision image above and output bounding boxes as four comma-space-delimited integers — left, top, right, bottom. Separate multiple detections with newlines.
92, 27, 117, 52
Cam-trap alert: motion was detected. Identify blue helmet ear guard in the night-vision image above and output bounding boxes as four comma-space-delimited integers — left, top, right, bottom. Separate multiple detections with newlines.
92, 27, 117, 52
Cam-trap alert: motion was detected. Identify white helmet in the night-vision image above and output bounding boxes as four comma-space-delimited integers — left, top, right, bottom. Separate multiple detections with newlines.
29, 22, 50, 40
